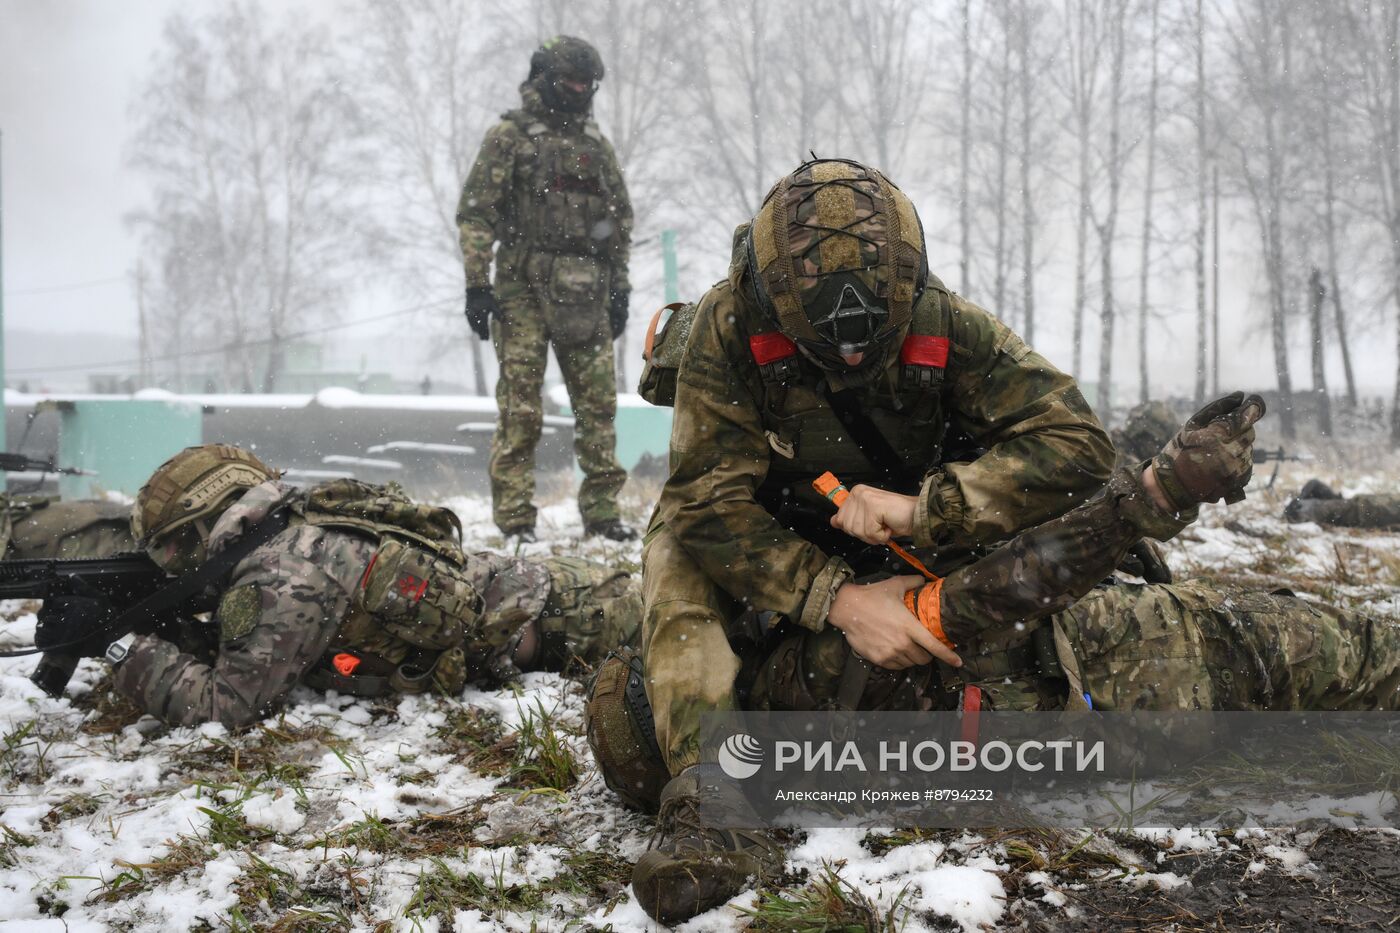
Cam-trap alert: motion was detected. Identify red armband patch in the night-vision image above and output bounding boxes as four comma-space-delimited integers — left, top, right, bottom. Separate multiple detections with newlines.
900, 335, 950, 368
750, 332, 798, 366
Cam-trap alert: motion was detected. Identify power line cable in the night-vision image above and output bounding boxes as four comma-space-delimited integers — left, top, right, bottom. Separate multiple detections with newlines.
4, 275, 126, 297
8, 296, 457, 376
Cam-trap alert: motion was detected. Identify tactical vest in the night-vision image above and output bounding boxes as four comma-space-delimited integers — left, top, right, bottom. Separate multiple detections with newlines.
504, 110, 619, 258
291, 479, 484, 697
746, 282, 957, 492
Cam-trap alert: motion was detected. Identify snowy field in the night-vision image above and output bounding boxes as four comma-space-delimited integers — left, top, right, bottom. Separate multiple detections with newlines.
2, 465, 1398, 931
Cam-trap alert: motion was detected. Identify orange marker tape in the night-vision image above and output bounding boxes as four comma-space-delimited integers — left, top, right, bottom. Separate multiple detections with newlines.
333, 652, 362, 677
812, 471, 938, 581
903, 577, 955, 650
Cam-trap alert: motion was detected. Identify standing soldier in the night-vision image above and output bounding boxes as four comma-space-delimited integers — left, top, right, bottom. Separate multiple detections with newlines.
457, 36, 635, 543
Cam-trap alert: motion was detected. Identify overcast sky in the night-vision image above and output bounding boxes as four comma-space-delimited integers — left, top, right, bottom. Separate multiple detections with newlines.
2, 0, 1398, 403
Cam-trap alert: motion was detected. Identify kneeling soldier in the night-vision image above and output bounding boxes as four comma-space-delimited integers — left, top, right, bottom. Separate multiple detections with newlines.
106, 444, 638, 727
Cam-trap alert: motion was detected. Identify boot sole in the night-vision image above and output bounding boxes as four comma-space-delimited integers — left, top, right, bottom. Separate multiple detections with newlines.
631, 850, 756, 925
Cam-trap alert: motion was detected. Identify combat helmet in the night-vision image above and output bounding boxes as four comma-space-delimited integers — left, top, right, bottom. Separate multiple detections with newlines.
746, 158, 928, 371
132, 444, 275, 556
529, 36, 604, 114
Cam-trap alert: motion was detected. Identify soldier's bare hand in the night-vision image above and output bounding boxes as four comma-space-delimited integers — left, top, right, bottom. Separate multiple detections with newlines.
827, 576, 962, 671
830, 484, 918, 545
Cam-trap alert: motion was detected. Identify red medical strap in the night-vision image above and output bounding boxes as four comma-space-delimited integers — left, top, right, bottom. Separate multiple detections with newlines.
750, 332, 798, 366
959, 684, 982, 746
900, 335, 950, 368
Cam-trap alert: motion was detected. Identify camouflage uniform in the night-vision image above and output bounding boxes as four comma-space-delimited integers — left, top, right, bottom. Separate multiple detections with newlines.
747, 466, 1400, 716
457, 79, 632, 534
1285, 480, 1400, 530
115, 480, 640, 728
1, 496, 134, 560
643, 229, 1115, 773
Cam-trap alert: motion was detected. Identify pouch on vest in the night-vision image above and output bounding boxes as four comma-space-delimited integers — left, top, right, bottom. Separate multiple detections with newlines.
356, 537, 483, 652
637, 301, 698, 407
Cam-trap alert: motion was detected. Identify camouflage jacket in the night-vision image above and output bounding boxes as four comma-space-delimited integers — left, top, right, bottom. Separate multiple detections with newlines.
653, 233, 1115, 632
939, 465, 1195, 649
113, 481, 556, 728
456, 82, 632, 291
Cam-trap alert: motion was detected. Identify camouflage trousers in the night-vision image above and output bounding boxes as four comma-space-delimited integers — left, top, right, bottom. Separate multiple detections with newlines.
536, 556, 642, 672
489, 263, 627, 534
644, 533, 1400, 773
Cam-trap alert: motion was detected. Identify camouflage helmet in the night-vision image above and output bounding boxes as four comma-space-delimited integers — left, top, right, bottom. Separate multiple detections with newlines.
132, 444, 275, 546
1112, 401, 1179, 467
746, 158, 928, 371
529, 36, 604, 113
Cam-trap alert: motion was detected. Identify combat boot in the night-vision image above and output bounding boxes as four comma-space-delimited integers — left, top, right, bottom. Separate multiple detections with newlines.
584, 518, 637, 541
632, 764, 785, 924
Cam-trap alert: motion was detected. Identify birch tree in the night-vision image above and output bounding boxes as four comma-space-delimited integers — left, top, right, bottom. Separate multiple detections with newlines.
128, 1, 370, 392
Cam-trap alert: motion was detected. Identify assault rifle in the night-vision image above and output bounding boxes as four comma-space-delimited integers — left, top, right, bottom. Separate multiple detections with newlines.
0, 552, 203, 698
0, 508, 290, 699
0, 452, 94, 476
1252, 446, 1311, 489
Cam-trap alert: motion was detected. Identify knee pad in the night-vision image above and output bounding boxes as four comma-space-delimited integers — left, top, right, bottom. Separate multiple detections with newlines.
584, 647, 669, 814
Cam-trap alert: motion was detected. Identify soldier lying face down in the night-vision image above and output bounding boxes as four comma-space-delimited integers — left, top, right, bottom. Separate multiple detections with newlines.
92, 444, 639, 728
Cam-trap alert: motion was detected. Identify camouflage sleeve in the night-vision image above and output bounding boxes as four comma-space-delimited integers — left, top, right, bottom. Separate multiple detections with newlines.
112, 527, 367, 728
911, 298, 1116, 550
600, 136, 632, 292
456, 121, 520, 288
657, 287, 851, 631
939, 467, 1195, 646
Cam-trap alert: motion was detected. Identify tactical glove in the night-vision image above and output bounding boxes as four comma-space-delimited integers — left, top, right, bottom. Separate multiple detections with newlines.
1150, 391, 1267, 513
34, 596, 121, 659
608, 288, 630, 339
465, 285, 500, 341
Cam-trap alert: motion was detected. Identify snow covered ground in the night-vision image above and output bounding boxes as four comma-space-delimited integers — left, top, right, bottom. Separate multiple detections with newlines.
1, 464, 1397, 931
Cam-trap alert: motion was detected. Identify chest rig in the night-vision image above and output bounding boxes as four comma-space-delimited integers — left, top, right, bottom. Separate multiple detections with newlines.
509, 112, 617, 257
294, 480, 485, 698
748, 284, 956, 476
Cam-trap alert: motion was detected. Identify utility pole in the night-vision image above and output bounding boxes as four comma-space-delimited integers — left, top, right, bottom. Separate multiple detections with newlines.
136, 261, 150, 389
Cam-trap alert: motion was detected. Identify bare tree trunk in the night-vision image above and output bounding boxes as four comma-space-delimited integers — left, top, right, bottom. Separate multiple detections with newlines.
993, 21, 1012, 318
1139, 0, 1160, 405
1095, 0, 1126, 421
960, 0, 973, 294
1193, 0, 1208, 406
1308, 268, 1333, 436
1319, 60, 1358, 411
1017, 0, 1037, 346
1212, 165, 1220, 395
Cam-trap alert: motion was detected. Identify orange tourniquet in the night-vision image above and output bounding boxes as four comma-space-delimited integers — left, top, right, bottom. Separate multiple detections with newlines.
812, 471, 937, 581
902, 577, 955, 650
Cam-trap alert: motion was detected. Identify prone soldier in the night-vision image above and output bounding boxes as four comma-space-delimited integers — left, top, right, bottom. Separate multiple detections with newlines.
60, 445, 642, 727
457, 36, 635, 543
1, 495, 133, 561
1285, 479, 1400, 530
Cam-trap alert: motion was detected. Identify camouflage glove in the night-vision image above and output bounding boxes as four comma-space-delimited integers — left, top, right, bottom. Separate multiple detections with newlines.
1150, 392, 1267, 512
465, 286, 500, 341
608, 288, 629, 339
